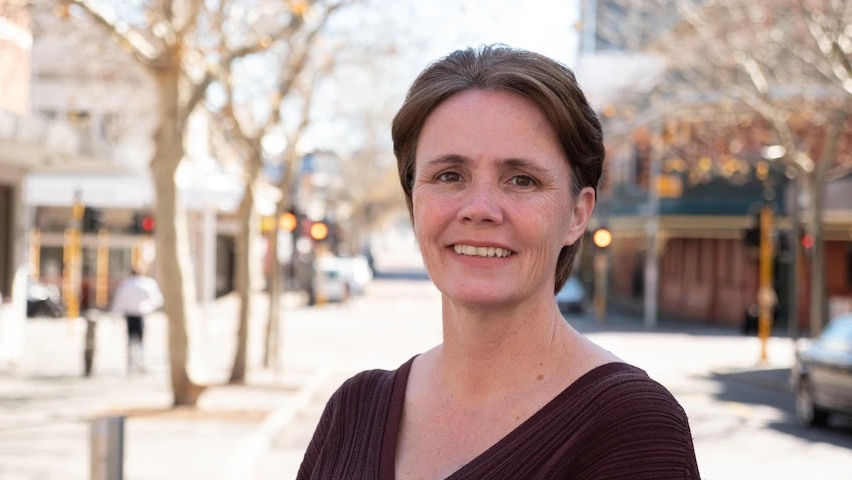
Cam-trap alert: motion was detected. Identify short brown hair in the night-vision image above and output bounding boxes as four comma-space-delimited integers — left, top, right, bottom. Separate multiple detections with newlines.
391, 44, 605, 292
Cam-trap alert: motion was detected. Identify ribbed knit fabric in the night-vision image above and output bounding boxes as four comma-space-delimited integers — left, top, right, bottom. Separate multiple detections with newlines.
297, 359, 700, 479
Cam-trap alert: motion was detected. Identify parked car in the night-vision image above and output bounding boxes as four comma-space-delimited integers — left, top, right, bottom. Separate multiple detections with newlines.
334, 255, 373, 296
555, 276, 586, 313
314, 256, 351, 304
790, 313, 852, 427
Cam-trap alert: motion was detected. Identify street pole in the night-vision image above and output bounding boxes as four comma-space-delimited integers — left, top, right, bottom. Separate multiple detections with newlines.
63, 191, 84, 322
594, 250, 607, 324
758, 204, 776, 363
787, 176, 799, 341
95, 229, 110, 308
90, 415, 124, 480
644, 143, 661, 329
592, 228, 612, 324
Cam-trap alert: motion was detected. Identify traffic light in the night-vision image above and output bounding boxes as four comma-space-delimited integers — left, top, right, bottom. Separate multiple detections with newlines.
800, 230, 815, 253
279, 211, 298, 232
82, 207, 104, 233
308, 220, 329, 241
742, 212, 761, 248
131, 212, 155, 234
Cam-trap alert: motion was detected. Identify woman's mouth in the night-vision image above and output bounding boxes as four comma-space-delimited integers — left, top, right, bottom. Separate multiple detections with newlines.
452, 244, 513, 258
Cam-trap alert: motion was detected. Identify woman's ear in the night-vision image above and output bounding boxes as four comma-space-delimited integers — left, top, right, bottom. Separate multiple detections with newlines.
565, 187, 596, 246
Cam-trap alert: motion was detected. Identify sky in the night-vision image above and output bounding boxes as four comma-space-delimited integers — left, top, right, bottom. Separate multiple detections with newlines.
374, 0, 580, 72
302, 0, 582, 154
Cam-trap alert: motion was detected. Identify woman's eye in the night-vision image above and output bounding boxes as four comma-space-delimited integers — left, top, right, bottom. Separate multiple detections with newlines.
437, 171, 461, 182
509, 175, 536, 187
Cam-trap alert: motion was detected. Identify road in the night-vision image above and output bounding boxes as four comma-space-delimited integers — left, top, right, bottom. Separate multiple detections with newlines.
260, 272, 852, 480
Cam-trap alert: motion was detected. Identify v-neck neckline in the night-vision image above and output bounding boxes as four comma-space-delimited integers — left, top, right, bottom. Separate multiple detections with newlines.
378, 356, 629, 479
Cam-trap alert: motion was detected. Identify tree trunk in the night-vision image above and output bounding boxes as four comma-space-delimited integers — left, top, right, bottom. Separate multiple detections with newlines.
229, 144, 263, 383
150, 66, 206, 406
805, 170, 827, 337
264, 209, 282, 368
807, 112, 845, 337
264, 142, 304, 368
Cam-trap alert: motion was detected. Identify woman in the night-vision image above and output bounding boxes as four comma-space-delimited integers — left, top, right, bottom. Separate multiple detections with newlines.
297, 45, 700, 479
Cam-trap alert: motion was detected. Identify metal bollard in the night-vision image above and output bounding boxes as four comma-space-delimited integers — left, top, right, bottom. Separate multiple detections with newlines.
90, 415, 124, 480
83, 312, 97, 377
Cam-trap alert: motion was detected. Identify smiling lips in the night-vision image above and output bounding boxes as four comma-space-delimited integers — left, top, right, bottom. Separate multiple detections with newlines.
452, 244, 513, 258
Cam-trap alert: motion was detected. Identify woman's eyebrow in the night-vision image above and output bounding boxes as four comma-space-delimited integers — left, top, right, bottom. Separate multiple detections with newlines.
420, 154, 468, 168
497, 157, 551, 175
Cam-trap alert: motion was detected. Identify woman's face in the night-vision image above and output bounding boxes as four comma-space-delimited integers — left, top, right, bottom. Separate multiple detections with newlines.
412, 89, 593, 309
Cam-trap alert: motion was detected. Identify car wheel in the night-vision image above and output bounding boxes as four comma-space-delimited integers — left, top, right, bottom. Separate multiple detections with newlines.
795, 379, 829, 427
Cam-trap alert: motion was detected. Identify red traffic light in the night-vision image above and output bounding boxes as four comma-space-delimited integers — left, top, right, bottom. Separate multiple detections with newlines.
132, 212, 155, 234
801, 233, 814, 250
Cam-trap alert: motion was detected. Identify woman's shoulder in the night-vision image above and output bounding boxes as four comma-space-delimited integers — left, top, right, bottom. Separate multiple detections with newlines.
573, 362, 693, 432
326, 357, 415, 409
580, 362, 686, 405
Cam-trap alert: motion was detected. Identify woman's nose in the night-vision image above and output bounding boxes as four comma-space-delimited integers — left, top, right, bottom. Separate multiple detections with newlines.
457, 182, 503, 224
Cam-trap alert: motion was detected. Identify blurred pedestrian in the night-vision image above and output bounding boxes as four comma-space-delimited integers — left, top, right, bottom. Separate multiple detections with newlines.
111, 268, 162, 373
297, 44, 700, 479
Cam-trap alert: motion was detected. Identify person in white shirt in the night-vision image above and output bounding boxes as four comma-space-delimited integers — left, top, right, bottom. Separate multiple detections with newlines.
111, 268, 163, 373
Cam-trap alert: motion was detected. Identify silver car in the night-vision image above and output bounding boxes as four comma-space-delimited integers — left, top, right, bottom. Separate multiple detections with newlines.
791, 313, 852, 427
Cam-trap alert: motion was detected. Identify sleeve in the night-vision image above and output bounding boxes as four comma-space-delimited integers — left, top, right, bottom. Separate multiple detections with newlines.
296, 368, 396, 479
296, 389, 337, 480
574, 377, 701, 480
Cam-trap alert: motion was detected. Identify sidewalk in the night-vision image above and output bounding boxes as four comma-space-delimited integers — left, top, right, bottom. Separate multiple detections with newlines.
0, 292, 323, 480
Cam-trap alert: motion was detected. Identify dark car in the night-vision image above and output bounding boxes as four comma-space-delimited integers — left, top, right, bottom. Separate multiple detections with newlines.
555, 276, 587, 313
790, 313, 852, 427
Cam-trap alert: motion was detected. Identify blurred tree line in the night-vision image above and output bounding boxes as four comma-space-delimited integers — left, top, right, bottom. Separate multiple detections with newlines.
47, 0, 408, 406
595, 0, 851, 335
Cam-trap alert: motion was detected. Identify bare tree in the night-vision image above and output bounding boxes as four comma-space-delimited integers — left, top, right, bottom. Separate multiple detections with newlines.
59, 0, 340, 406
659, 0, 852, 335
210, 2, 349, 383
598, 0, 852, 335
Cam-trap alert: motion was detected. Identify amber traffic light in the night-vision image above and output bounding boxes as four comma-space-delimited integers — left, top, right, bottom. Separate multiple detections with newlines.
279, 212, 297, 232
309, 221, 328, 241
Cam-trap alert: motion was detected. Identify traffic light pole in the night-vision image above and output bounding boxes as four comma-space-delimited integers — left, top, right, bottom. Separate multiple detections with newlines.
591, 228, 612, 325
593, 250, 608, 324
63, 192, 84, 322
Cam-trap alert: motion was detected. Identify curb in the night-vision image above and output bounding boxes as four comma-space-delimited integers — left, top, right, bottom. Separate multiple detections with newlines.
229, 363, 333, 479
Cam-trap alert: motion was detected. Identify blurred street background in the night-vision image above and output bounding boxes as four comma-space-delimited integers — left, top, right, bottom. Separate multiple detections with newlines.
1, 0, 852, 479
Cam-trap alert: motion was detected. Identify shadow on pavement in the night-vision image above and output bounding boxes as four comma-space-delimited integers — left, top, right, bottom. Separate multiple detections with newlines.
705, 367, 852, 447
565, 306, 812, 342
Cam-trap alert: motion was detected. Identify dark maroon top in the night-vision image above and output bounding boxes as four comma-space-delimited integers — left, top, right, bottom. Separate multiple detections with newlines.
297, 358, 700, 479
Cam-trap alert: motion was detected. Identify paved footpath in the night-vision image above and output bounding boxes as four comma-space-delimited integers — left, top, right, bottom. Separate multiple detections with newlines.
0, 292, 318, 480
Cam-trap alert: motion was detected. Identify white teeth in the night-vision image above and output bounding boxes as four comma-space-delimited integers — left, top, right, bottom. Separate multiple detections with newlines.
453, 244, 512, 258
